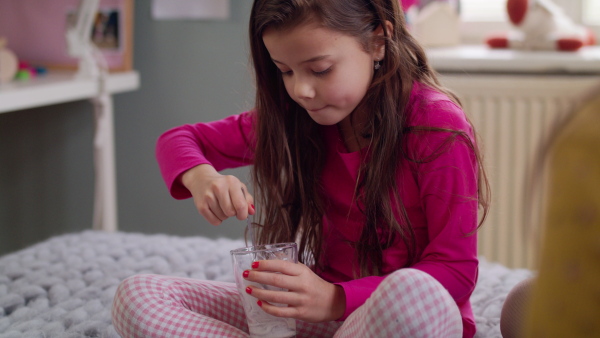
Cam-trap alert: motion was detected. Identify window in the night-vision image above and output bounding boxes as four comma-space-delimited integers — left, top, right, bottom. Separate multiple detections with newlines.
583, 0, 600, 25
458, 0, 600, 44
460, 0, 505, 22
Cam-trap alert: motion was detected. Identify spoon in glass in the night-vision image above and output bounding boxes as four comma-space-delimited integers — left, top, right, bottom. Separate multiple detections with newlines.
242, 187, 254, 247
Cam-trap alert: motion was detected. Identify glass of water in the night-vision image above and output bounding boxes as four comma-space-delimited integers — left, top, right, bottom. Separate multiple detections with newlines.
230, 243, 298, 338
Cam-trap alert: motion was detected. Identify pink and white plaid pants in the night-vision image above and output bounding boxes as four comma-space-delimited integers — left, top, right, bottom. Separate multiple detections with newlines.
112, 268, 462, 337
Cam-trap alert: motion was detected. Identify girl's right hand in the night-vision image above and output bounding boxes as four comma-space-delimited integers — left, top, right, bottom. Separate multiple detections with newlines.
181, 164, 255, 225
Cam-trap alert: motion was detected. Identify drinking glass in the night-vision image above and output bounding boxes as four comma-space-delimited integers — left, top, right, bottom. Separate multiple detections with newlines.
230, 243, 298, 338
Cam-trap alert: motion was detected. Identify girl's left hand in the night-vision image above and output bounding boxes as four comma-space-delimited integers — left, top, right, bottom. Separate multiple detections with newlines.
243, 260, 346, 323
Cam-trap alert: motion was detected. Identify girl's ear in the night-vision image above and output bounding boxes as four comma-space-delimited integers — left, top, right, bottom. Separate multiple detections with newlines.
372, 20, 393, 61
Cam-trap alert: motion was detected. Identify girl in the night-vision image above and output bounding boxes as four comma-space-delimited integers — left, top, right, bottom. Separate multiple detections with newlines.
112, 0, 489, 337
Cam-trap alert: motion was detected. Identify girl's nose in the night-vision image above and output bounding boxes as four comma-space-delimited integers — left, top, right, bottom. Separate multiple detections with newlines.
294, 78, 315, 100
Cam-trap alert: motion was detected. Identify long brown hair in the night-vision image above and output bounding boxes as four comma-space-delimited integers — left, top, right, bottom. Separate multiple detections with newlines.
249, 0, 490, 277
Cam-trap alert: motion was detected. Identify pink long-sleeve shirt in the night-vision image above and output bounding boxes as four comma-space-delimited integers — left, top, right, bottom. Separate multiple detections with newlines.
156, 83, 479, 337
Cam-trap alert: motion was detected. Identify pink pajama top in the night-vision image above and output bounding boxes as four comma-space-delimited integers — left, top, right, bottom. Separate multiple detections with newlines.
156, 83, 479, 337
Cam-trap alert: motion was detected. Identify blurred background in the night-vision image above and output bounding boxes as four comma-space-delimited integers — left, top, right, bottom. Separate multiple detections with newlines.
0, 1, 255, 255
0, 0, 599, 263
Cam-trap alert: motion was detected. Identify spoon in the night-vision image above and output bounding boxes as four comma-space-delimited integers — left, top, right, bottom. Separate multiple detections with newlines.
242, 187, 254, 247
247, 215, 254, 247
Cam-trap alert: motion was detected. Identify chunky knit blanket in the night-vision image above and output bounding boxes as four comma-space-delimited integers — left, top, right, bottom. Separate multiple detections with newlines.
0, 231, 532, 337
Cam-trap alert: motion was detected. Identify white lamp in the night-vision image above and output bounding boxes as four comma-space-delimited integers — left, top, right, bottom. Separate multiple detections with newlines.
66, 0, 102, 78
66, 0, 118, 232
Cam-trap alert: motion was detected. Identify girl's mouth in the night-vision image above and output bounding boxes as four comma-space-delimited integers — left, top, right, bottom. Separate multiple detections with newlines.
307, 106, 327, 113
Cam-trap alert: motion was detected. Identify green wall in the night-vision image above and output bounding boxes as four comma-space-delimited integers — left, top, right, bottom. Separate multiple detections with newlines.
0, 1, 255, 256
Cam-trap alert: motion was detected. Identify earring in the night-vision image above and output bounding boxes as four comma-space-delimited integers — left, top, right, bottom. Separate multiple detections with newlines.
374, 60, 381, 70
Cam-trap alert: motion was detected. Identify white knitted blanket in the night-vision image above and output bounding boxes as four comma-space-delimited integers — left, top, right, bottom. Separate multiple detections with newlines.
0, 231, 532, 338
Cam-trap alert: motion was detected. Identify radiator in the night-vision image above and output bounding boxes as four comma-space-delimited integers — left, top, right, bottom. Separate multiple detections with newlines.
439, 74, 600, 269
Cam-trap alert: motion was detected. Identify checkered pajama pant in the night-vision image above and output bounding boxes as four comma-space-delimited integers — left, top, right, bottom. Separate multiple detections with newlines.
111, 268, 463, 337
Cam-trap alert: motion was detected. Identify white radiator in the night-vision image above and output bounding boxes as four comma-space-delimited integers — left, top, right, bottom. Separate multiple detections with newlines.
440, 74, 600, 269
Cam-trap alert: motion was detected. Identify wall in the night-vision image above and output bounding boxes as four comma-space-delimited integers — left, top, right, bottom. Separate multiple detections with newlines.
0, 0, 255, 256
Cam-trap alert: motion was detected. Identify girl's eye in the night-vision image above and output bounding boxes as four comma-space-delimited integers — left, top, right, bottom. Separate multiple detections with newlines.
280, 69, 293, 76
313, 68, 332, 77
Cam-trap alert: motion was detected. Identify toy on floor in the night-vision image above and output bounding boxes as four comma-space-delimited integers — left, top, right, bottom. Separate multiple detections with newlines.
486, 0, 596, 51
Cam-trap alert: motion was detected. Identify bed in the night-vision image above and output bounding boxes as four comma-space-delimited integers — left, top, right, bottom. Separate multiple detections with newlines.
0, 230, 533, 337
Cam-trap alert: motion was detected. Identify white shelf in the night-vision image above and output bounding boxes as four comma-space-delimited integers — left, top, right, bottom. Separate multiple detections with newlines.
1, 69, 140, 232
427, 45, 600, 74
0, 70, 140, 114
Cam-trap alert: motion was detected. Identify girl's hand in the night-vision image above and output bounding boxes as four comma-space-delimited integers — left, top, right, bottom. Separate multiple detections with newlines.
243, 260, 346, 323
181, 164, 254, 225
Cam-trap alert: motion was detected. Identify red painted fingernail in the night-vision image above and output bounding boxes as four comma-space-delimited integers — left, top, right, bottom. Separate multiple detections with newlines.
246, 287, 252, 294
251, 204, 255, 210
251, 261, 259, 269
243, 270, 250, 278
257, 300, 262, 307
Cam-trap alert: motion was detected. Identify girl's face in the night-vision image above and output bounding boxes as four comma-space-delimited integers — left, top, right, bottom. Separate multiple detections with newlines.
263, 22, 381, 126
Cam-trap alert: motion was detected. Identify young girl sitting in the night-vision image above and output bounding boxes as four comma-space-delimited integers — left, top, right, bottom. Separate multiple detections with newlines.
112, 0, 489, 337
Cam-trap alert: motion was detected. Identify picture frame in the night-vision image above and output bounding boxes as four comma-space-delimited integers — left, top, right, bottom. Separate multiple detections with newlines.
0, 0, 134, 72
